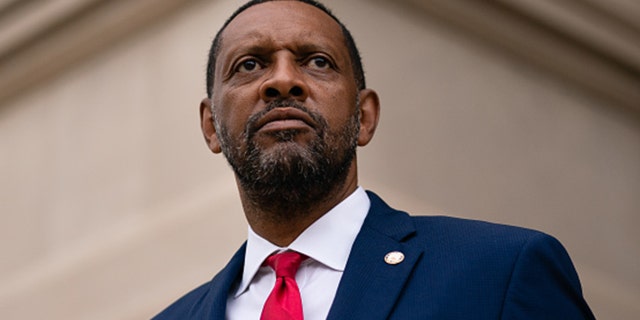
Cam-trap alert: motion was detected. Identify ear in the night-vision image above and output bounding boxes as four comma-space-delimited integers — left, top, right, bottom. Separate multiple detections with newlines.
200, 98, 222, 154
356, 89, 380, 147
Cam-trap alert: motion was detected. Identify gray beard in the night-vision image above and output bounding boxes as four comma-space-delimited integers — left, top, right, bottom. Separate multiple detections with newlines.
215, 99, 359, 220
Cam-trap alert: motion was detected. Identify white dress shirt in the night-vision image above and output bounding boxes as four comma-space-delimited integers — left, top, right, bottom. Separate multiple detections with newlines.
226, 187, 370, 320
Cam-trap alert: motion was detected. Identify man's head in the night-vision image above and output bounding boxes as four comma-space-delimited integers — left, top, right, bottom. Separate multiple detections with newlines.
200, 0, 379, 217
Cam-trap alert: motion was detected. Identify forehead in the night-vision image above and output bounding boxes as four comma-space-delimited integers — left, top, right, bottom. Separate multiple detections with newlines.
219, 1, 346, 54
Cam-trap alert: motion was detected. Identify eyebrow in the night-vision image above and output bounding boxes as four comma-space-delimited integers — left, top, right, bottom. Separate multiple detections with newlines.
295, 43, 334, 54
224, 42, 336, 66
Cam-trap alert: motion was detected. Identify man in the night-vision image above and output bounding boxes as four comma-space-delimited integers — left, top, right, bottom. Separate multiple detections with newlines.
155, 0, 595, 319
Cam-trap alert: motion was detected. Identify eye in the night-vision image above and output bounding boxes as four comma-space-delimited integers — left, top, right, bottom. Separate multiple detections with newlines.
306, 56, 332, 70
236, 59, 262, 73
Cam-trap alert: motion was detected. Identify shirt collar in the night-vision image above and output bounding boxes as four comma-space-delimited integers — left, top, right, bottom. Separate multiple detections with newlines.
235, 187, 370, 297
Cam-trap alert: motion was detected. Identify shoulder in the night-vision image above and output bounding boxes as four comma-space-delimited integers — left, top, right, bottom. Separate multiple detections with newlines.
408, 214, 562, 264
420, 215, 598, 318
366, 190, 572, 260
367, 190, 551, 250
411, 214, 550, 245
405, 217, 593, 317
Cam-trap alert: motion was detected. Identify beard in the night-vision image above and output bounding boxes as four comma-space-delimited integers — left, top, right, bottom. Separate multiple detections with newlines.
214, 99, 360, 220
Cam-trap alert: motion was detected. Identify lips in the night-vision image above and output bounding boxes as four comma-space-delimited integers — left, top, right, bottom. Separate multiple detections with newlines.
254, 107, 316, 133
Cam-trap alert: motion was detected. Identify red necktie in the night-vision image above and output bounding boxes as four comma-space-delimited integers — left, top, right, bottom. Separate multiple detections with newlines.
260, 251, 307, 320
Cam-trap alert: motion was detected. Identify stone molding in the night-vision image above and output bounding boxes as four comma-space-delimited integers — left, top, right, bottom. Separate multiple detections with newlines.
393, 0, 640, 112
0, 0, 201, 105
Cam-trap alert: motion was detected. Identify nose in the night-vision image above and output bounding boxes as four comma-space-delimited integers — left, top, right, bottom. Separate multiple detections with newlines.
259, 54, 309, 102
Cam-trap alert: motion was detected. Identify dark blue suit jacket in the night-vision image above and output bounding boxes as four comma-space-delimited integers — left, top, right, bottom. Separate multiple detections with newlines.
154, 191, 594, 319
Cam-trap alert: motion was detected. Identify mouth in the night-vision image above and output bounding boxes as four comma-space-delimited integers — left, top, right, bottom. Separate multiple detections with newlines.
254, 107, 316, 134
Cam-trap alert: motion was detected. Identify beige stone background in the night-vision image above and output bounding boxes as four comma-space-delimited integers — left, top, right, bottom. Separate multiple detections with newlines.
1, 0, 639, 319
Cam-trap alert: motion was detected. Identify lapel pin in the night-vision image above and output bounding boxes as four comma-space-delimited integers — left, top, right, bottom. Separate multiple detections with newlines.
384, 251, 405, 265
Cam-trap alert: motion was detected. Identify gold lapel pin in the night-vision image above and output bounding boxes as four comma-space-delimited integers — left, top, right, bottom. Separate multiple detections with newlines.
384, 251, 405, 265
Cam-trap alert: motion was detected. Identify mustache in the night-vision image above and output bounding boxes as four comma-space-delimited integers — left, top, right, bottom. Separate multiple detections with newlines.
245, 99, 325, 138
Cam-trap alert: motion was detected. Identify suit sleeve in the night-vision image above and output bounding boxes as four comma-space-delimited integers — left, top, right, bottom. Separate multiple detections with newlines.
500, 233, 595, 319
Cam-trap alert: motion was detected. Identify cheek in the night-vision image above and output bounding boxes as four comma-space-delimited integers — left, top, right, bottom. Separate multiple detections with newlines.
322, 88, 358, 126
215, 87, 259, 133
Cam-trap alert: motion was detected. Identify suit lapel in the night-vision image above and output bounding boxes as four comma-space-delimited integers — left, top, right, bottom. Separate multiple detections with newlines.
200, 243, 246, 319
327, 192, 423, 320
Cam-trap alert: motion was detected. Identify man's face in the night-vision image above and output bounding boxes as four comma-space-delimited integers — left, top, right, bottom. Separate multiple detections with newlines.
208, 1, 361, 209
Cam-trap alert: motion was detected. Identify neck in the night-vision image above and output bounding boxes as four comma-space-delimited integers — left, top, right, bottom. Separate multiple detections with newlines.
239, 167, 359, 247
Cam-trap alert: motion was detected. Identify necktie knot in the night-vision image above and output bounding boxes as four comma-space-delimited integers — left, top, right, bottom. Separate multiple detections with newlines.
261, 251, 307, 320
265, 251, 306, 278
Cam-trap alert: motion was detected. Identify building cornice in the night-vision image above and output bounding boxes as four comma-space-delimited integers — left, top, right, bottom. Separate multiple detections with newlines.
0, 0, 201, 105
395, 0, 640, 112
